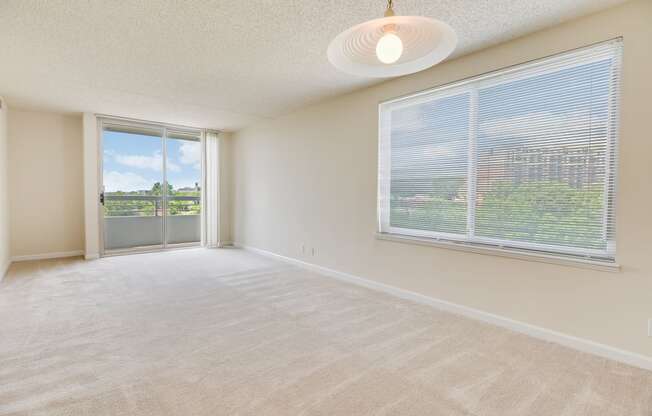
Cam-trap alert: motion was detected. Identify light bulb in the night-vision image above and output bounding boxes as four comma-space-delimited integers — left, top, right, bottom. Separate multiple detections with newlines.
376, 32, 403, 64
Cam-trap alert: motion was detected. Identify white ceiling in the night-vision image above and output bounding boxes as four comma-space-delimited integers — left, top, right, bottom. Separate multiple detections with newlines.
0, 0, 627, 131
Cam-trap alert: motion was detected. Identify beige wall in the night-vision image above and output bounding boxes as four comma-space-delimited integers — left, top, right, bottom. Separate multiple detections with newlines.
231, 0, 652, 358
82, 113, 100, 259
0, 98, 9, 277
8, 109, 84, 258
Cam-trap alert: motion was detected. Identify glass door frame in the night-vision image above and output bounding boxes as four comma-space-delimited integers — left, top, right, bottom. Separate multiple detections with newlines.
98, 116, 206, 256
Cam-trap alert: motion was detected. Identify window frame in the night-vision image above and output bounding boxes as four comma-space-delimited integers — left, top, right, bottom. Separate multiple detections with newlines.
377, 39, 622, 266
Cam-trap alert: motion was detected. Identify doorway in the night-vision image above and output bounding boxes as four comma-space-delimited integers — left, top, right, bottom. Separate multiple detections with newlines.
99, 118, 204, 255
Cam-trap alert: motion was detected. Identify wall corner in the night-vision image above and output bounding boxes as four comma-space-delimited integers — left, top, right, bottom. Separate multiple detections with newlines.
83, 113, 100, 259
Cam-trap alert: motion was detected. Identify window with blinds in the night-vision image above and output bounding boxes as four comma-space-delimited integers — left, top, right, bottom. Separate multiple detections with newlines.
378, 39, 622, 262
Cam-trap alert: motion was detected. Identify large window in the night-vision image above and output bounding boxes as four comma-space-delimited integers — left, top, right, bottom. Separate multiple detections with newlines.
378, 39, 622, 262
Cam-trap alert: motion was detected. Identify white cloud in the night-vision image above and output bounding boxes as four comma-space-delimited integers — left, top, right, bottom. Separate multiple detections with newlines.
423, 143, 455, 158
178, 141, 201, 170
113, 151, 180, 172
103, 171, 152, 192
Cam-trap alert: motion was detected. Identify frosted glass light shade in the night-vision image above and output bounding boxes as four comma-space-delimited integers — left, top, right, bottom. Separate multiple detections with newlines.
328, 15, 457, 78
376, 33, 404, 64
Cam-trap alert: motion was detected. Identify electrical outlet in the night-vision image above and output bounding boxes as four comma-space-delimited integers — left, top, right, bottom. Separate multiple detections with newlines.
648, 319, 652, 337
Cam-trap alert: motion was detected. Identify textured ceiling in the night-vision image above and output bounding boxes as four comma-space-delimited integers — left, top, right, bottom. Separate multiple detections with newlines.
0, 0, 627, 131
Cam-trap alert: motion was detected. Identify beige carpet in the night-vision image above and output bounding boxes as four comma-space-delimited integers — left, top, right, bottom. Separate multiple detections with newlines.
0, 248, 650, 415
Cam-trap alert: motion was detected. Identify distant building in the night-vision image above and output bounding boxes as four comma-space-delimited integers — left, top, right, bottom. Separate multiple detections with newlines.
478, 143, 604, 192
178, 182, 201, 192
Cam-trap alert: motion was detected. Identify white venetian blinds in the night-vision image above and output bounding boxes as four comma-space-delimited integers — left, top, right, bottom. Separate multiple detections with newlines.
378, 39, 622, 261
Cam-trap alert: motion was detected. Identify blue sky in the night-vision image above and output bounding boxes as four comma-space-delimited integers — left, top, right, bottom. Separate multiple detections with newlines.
103, 131, 201, 192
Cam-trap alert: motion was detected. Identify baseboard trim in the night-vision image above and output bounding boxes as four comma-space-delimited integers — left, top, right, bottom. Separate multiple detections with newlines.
84, 253, 100, 260
235, 243, 652, 371
11, 250, 85, 262
1, 259, 10, 282
206, 241, 233, 249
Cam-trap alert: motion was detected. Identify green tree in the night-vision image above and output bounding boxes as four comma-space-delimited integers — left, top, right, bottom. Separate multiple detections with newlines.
390, 180, 605, 250
475, 181, 603, 248
151, 182, 174, 196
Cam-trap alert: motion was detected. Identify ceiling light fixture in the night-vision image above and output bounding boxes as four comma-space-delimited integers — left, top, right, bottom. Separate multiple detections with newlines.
327, 0, 457, 78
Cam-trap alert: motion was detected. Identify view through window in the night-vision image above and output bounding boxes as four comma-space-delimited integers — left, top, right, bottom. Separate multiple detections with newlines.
378, 40, 622, 261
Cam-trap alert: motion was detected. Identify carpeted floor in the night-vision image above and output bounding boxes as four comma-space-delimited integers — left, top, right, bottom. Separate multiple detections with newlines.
0, 248, 650, 415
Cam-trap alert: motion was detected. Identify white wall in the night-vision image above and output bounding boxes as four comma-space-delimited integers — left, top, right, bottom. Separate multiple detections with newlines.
0, 98, 9, 278
231, 0, 652, 358
8, 109, 84, 258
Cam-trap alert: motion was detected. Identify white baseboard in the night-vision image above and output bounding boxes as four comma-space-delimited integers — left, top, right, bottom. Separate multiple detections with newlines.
235, 243, 652, 371
1, 259, 10, 282
84, 253, 100, 260
11, 250, 85, 262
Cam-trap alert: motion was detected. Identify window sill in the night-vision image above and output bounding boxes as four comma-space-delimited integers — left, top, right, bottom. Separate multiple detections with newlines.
374, 232, 621, 272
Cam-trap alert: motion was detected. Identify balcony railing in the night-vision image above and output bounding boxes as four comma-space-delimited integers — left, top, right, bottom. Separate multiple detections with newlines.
103, 194, 201, 250
104, 194, 200, 217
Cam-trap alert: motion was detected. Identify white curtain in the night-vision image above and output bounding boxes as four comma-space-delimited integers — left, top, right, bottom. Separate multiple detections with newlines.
204, 131, 221, 248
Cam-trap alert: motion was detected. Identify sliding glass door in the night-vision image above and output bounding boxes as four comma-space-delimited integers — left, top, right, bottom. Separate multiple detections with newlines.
165, 131, 202, 245
100, 119, 203, 254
